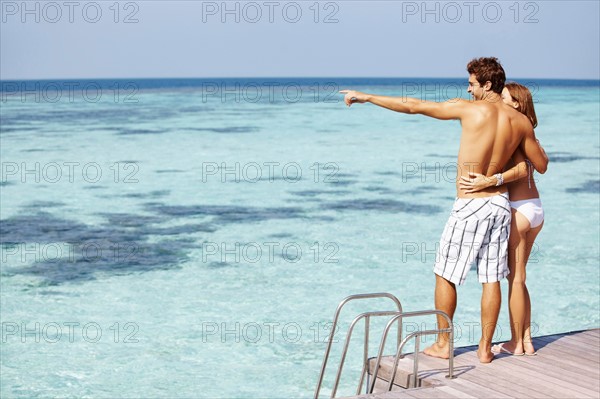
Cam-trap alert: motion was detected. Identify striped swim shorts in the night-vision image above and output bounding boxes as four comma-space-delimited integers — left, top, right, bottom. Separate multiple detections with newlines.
433, 192, 511, 285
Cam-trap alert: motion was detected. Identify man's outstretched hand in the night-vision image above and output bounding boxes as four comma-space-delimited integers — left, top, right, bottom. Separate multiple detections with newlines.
339, 90, 370, 107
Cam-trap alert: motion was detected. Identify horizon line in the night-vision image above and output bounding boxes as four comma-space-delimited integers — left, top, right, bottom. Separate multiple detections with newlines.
1, 76, 599, 82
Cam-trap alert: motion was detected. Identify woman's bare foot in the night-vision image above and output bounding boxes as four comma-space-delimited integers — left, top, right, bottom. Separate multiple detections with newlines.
523, 341, 536, 356
423, 342, 450, 359
491, 341, 524, 356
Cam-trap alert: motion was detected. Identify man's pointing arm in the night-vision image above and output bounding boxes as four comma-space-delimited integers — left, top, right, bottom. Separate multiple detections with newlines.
340, 90, 470, 121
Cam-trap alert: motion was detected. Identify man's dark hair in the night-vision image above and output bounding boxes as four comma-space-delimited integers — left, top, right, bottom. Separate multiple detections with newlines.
467, 57, 506, 94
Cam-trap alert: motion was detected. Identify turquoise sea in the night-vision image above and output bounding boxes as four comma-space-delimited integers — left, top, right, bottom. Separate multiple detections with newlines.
1, 78, 599, 398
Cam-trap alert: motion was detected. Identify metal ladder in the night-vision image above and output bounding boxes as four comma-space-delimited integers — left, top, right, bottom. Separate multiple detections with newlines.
368, 309, 455, 392
314, 293, 455, 398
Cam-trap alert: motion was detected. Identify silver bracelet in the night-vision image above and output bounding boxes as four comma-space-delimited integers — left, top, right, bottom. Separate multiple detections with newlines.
494, 173, 504, 186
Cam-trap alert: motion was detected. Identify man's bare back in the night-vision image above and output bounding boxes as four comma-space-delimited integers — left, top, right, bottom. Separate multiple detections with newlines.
456, 99, 534, 198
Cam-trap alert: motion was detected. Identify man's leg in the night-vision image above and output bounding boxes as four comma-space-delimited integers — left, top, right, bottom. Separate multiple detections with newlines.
477, 193, 511, 363
424, 274, 456, 359
478, 281, 501, 363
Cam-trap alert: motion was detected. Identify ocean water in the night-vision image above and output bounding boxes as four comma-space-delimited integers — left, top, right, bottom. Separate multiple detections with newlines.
1, 78, 599, 398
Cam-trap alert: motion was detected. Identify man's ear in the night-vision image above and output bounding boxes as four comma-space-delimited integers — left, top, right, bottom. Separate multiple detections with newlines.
483, 81, 492, 91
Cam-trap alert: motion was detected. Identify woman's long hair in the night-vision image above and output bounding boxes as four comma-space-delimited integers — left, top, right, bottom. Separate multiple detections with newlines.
505, 82, 538, 128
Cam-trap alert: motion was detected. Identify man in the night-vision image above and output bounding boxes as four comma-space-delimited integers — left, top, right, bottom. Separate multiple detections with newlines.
340, 57, 547, 363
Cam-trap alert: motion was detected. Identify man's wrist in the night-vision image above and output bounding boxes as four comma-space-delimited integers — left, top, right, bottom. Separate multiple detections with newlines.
494, 173, 504, 186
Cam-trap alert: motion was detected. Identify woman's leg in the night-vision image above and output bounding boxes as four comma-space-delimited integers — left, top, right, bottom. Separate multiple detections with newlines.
522, 221, 543, 354
505, 209, 530, 353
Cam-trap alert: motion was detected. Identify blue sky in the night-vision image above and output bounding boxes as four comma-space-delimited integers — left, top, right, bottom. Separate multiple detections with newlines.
1, 0, 599, 79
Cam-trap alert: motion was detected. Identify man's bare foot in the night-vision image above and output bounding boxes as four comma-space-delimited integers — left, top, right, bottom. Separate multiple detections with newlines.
491, 341, 524, 356
477, 346, 494, 363
523, 341, 536, 356
423, 342, 450, 359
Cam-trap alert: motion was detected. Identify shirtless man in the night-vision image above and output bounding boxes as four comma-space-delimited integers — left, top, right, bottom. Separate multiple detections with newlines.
339, 57, 547, 363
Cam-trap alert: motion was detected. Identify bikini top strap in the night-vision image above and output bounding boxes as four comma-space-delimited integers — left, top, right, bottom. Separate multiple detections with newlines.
525, 159, 533, 189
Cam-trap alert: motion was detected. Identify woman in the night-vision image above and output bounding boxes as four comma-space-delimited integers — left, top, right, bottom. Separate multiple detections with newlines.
460, 82, 549, 356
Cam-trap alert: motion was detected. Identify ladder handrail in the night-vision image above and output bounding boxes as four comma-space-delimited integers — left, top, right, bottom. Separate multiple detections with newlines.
386, 328, 452, 390
314, 293, 403, 399
330, 310, 403, 398
368, 310, 454, 393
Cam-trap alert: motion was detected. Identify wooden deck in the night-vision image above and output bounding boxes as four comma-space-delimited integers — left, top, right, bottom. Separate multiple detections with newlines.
340, 328, 600, 399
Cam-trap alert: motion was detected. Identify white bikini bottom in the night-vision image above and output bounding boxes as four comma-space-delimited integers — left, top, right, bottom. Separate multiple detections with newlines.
510, 198, 544, 229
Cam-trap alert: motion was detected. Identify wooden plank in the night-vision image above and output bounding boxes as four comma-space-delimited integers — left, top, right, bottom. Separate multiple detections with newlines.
535, 337, 599, 363
462, 344, 600, 398
492, 348, 598, 381
375, 353, 551, 398
339, 388, 415, 399
369, 357, 429, 389
534, 340, 600, 366
521, 342, 600, 376
404, 387, 463, 398
451, 368, 542, 398
373, 378, 414, 398
432, 340, 598, 395
372, 353, 471, 387
485, 356, 600, 397
546, 334, 599, 351
535, 335, 599, 358
399, 386, 466, 399
442, 375, 513, 398
454, 361, 568, 398
489, 354, 595, 389
356, 329, 600, 399
436, 385, 479, 398
559, 330, 600, 343
389, 357, 566, 397
580, 328, 600, 337
540, 338, 600, 359
524, 351, 600, 380
418, 342, 596, 398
